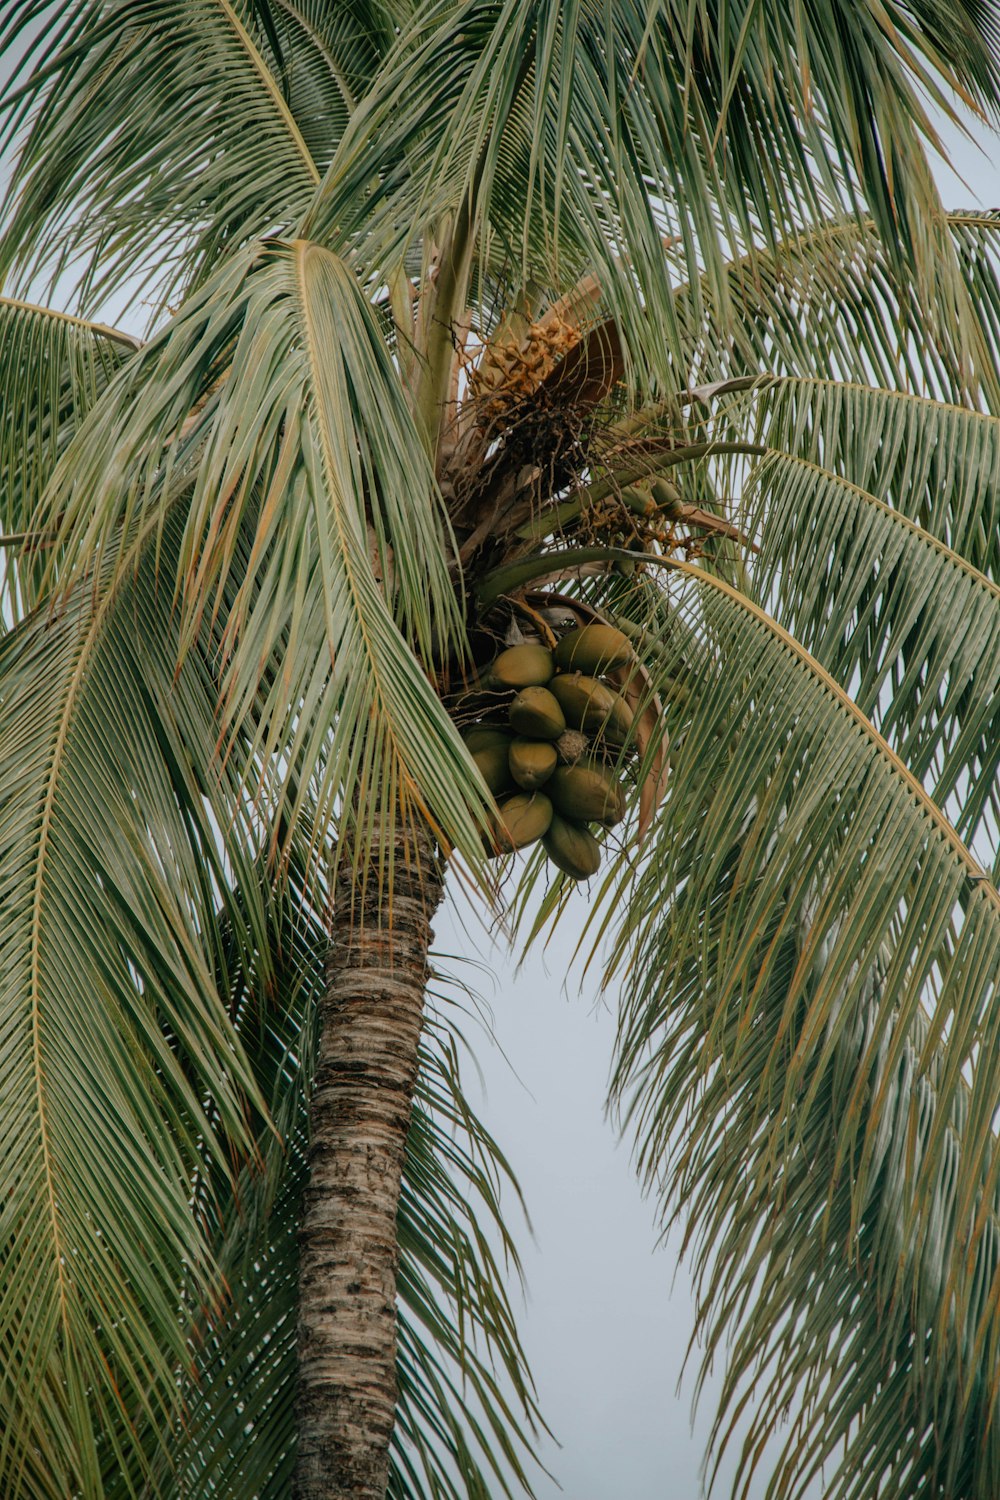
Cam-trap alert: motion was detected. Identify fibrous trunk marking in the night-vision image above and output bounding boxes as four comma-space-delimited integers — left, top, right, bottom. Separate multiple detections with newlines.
295, 821, 444, 1499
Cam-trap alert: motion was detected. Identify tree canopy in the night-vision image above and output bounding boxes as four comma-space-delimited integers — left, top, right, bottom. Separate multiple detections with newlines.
3, 2, 1000, 1496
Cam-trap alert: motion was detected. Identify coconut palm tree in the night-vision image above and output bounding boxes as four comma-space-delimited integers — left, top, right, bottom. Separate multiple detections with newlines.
4, 2, 1000, 1497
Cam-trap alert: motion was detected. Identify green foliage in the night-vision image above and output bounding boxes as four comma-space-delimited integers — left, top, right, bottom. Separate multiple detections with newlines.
0, 514, 266, 1497
0, 298, 137, 615
575, 378, 1000, 1498
3, 2, 1000, 1497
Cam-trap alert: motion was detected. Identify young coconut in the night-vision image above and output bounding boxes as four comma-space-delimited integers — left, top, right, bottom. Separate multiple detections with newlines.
549, 764, 625, 826
491, 792, 554, 853
488, 642, 556, 688
509, 738, 558, 790
509, 685, 566, 740
472, 743, 516, 796
543, 814, 602, 880
552, 623, 634, 674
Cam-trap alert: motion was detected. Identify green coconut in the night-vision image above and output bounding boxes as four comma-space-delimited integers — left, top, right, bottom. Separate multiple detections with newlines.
492, 792, 554, 853
552, 623, 633, 674
472, 743, 516, 796
509, 738, 558, 790
508, 685, 566, 740
549, 764, 625, 826
542, 814, 602, 879
488, 642, 555, 689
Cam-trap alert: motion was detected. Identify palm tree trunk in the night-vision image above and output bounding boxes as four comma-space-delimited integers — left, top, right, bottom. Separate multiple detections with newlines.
295, 819, 444, 1500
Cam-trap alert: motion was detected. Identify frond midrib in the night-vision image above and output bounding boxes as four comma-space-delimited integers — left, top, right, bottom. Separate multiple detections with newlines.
21, 483, 208, 1379
271, 0, 357, 113
663, 555, 998, 899
759, 448, 1000, 601
214, 0, 321, 186
768, 371, 1000, 433
0, 294, 140, 350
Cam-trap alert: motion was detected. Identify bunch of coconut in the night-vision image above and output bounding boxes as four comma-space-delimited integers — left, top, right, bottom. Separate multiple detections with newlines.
462, 623, 635, 880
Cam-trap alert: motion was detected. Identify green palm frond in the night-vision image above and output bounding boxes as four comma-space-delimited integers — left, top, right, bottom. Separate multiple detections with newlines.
583, 562, 1000, 1500
5, 0, 1000, 355
0, 0, 326, 311
748, 375, 1000, 578
304, 0, 1000, 394
30, 237, 494, 876
744, 447, 1000, 845
495, 356, 1000, 1498
0, 296, 138, 616
303, 0, 753, 385
5, 3, 1000, 403
716, 376, 1000, 865
674, 211, 1000, 405
589, 375, 1000, 856
0, 466, 536, 1497
0, 508, 273, 1498
267, 0, 394, 150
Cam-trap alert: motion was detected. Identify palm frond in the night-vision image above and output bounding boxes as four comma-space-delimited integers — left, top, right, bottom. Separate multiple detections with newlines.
596, 563, 1000, 1500
747, 375, 1000, 578
267, 0, 394, 146
1, 468, 537, 1495
676, 211, 1000, 406
0, 507, 271, 1498
737, 421, 1000, 854
664, 0, 1000, 300
0, 0, 325, 313
303, 0, 750, 387
620, 373, 1000, 866
0, 296, 137, 617
305, 1, 1000, 397
31, 237, 495, 879
724, 377, 1000, 874
6, 2, 1000, 391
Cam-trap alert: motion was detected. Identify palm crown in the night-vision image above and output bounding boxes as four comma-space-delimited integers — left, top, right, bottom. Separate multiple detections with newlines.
3, 2, 1000, 1497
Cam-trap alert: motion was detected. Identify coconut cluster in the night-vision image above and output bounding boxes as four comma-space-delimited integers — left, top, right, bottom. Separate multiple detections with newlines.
462, 624, 635, 880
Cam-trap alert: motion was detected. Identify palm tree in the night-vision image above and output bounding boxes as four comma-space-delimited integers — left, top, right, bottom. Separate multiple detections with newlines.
3, 2, 1000, 1497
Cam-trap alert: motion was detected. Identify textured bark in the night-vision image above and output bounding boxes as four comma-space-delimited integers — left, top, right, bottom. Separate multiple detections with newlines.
295, 820, 444, 1500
